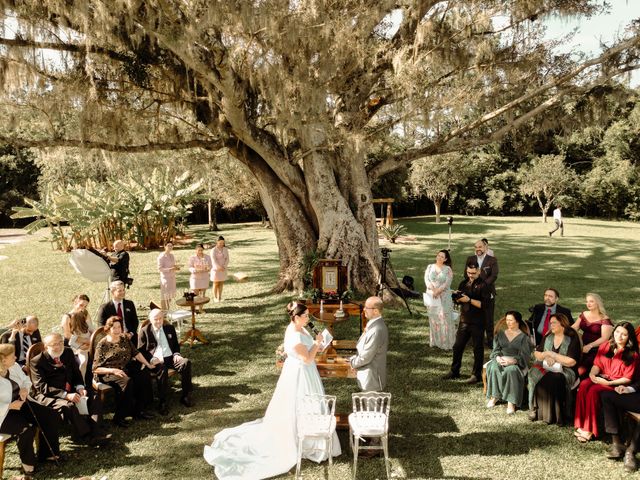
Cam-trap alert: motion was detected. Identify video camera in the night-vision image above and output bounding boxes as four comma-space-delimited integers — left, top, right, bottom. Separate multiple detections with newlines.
380, 247, 392, 259
451, 290, 465, 302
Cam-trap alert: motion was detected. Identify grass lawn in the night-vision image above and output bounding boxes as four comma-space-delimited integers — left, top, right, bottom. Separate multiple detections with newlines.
0, 215, 639, 479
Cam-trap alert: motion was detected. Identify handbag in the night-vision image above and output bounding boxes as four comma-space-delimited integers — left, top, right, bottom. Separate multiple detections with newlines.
423, 290, 439, 308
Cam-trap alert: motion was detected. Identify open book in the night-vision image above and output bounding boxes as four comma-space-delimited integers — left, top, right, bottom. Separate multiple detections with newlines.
319, 329, 333, 351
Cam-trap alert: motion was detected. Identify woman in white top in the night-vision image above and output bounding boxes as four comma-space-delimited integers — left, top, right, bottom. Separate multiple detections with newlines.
60, 294, 91, 344
68, 310, 95, 380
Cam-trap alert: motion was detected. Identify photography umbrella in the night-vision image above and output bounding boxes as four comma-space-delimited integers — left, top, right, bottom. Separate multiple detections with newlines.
68, 249, 112, 309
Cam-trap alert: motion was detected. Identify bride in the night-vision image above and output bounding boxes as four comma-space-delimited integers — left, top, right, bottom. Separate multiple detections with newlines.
204, 302, 341, 479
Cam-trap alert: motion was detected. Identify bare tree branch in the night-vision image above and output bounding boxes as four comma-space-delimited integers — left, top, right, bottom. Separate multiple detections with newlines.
368, 34, 640, 180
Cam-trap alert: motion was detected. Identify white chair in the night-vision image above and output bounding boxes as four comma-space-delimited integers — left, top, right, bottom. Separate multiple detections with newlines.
295, 394, 337, 479
349, 391, 391, 479
166, 309, 190, 335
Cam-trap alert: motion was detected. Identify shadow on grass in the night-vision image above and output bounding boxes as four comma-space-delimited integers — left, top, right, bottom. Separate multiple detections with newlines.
395, 431, 554, 479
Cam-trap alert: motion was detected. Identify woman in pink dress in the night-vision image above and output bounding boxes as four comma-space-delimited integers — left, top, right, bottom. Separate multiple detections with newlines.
571, 293, 613, 378
157, 242, 179, 310
189, 244, 212, 313
574, 322, 638, 442
210, 236, 229, 302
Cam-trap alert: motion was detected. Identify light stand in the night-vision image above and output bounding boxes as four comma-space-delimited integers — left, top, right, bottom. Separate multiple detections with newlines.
376, 248, 412, 315
447, 216, 453, 250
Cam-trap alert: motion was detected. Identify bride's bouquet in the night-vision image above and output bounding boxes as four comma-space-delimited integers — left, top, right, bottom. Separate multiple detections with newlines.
275, 343, 287, 363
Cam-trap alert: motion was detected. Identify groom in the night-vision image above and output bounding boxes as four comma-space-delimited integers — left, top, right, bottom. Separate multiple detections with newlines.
350, 296, 388, 392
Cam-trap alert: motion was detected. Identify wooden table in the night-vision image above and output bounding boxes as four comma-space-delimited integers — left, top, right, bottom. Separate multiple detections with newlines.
306, 301, 365, 334
176, 296, 210, 347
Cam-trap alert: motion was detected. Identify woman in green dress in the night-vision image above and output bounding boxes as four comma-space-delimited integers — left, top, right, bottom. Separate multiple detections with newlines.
486, 311, 531, 414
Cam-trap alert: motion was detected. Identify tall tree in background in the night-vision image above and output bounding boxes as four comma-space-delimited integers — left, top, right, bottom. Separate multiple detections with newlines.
0, 1, 639, 291
518, 154, 579, 222
409, 153, 471, 222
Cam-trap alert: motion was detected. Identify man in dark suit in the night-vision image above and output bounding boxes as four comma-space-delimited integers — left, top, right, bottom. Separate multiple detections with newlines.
138, 309, 194, 415
465, 239, 498, 348
0, 315, 42, 367
30, 333, 109, 446
96, 280, 139, 345
108, 239, 131, 285
528, 288, 574, 347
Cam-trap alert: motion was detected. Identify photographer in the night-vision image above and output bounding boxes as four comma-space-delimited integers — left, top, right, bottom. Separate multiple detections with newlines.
443, 262, 490, 384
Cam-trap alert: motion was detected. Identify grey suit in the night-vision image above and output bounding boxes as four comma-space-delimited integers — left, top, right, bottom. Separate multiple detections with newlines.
350, 317, 388, 391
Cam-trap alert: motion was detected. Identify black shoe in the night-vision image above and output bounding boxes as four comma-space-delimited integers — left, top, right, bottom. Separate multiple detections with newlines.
40, 453, 64, 463
135, 411, 156, 420
624, 451, 638, 472
88, 433, 112, 447
464, 375, 479, 384
159, 403, 170, 416
113, 418, 130, 428
180, 395, 194, 407
606, 443, 626, 459
442, 371, 460, 380
528, 410, 537, 422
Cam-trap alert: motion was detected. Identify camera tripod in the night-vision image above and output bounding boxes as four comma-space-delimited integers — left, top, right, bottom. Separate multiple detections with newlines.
376, 249, 412, 315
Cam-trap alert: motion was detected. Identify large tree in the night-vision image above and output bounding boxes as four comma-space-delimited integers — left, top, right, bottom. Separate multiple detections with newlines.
0, 1, 639, 292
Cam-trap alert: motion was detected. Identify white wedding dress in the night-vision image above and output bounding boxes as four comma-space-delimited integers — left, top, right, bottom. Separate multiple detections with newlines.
204, 323, 341, 479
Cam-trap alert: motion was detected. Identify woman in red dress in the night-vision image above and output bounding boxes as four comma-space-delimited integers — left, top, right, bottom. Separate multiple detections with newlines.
571, 293, 613, 378
574, 322, 638, 442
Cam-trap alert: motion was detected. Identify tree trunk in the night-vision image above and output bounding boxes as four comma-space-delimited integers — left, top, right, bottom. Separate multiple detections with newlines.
209, 202, 219, 231
230, 140, 381, 295
434, 198, 442, 223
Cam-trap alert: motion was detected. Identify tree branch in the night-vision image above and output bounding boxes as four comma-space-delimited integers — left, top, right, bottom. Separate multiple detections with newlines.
0, 136, 225, 153
368, 33, 640, 180
0, 36, 131, 63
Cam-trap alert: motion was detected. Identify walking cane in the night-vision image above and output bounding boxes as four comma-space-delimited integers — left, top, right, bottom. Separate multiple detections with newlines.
24, 397, 60, 467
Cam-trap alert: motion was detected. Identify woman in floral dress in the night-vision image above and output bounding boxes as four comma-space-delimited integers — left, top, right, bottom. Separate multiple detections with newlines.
424, 249, 455, 349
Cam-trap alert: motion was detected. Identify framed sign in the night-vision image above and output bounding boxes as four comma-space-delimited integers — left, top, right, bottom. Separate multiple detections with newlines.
322, 266, 339, 291
312, 259, 347, 300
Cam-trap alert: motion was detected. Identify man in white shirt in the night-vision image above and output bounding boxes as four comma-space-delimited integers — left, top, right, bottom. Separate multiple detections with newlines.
138, 309, 193, 415
549, 205, 563, 237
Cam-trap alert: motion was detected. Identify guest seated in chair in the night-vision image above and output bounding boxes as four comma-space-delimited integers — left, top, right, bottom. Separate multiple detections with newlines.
574, 322, 638, 443
485, 311, 531, 414
67, 310, 95, 381
571, 293, 613, 378
30, 334, 109, 447
601, 376, 640, 472
0, 344, 61, 477
1, 316, 42, 368
528, 288, 574, 347
138, 309, 194, 415
92, 317, 155, 427
528, 313, 581, 424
